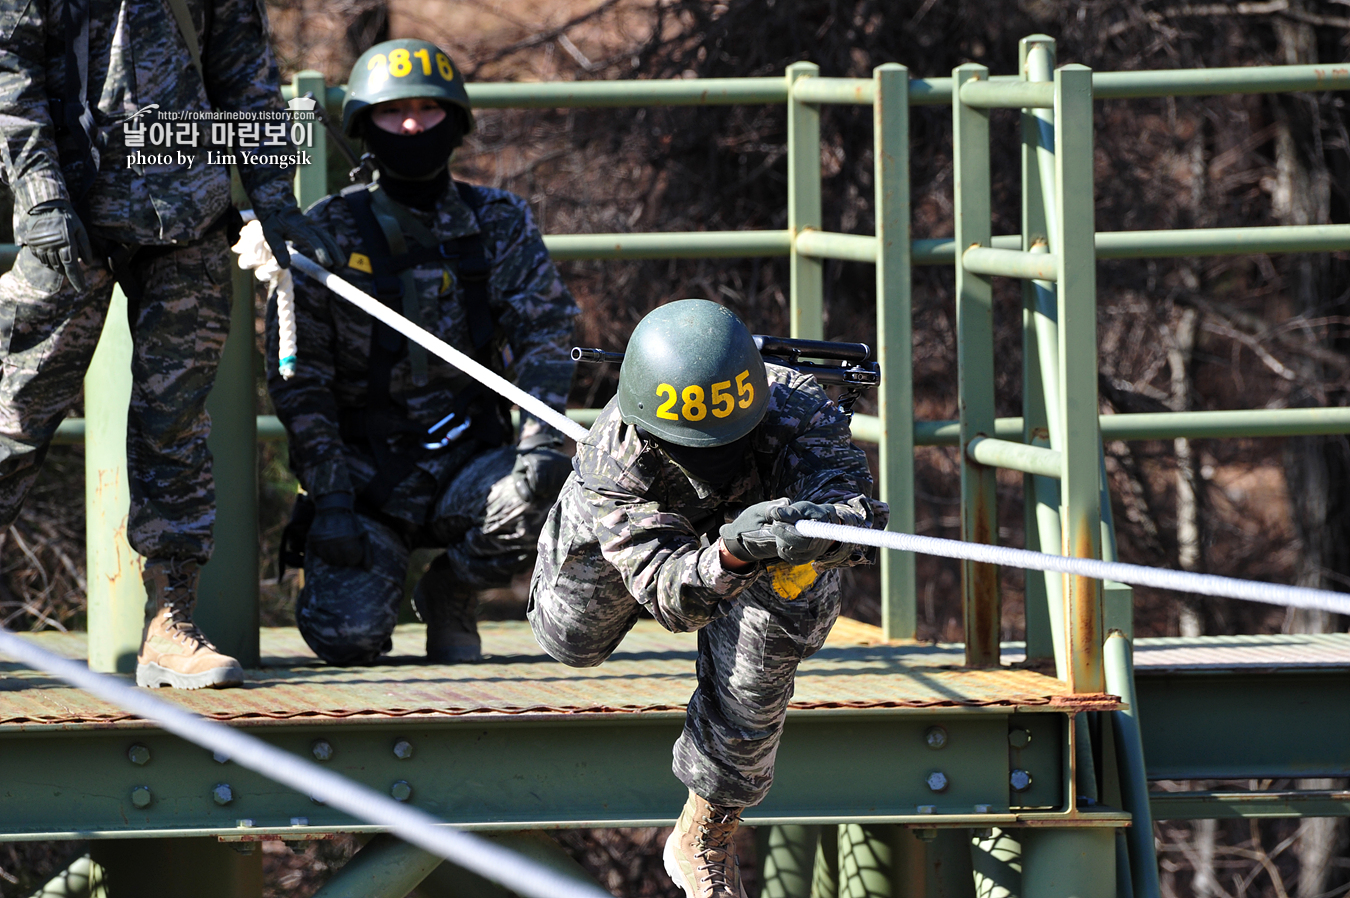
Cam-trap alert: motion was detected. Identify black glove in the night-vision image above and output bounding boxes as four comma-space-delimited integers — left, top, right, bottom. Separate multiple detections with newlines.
719, 498, 790, 564
258, 205, 342, 270
17, 199, 94, 291
769, 500, 841, 564
306, 492, 367, 567
511, 433, 573, 503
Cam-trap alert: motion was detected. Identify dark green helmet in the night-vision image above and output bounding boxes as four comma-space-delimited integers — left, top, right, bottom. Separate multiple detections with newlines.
618, 300, 769, 448
342, 39, 474, 137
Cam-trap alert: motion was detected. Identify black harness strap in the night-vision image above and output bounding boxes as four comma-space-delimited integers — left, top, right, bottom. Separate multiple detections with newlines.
338, 181, 506, 511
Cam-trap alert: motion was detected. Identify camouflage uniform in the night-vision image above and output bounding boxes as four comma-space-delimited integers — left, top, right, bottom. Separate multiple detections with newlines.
0, 0, 301, 562
266, 180, 577, 665
529, 365, 888, 807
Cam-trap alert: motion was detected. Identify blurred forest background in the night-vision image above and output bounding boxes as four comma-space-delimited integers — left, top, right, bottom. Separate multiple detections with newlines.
4, 0, 1350, 896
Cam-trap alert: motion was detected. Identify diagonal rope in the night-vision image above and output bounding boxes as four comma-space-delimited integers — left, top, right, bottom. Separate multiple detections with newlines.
796, 520, 1350, 616
287, 253, 590, 444
0, 629, 609, 898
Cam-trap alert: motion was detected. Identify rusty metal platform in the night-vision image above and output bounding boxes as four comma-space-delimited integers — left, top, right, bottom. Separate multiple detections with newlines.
0, 618, 1119, 731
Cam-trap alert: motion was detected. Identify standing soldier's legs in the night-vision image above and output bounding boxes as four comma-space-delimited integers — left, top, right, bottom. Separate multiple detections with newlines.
0, 248, 116, 527
128, 233, 242, 688
297, 514, 409, 665
420, 445, 562, 662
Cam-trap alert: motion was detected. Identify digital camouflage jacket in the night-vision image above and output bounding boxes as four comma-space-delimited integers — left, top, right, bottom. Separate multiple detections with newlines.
265, 179, 578, 505
536, 364, 888, 633
0, 0, 298, 243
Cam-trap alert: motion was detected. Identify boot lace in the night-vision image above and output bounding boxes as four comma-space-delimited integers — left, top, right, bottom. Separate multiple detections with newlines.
694, 807, 741, 896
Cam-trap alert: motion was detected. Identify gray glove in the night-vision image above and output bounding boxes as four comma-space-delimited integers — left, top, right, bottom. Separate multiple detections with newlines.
768, 500, 841, 564
719, 498, 790, 564
258, 205, 342, 269
17, 199, 94, 291
307, 492, 368, 567
511, 433, 573, 503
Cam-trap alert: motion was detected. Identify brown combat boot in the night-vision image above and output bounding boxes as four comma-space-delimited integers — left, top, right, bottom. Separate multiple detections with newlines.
135, 559, 244, 689
663, 790, 749, 898
412, 553, 482, 663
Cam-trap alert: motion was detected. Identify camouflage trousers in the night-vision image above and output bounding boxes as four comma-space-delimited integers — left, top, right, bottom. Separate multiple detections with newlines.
0, 232, 234, 562
529, 558, 842, 807
298, 445, 557, 665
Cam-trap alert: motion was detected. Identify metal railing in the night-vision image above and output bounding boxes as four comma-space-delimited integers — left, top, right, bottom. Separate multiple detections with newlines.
10, 49, 1347, 678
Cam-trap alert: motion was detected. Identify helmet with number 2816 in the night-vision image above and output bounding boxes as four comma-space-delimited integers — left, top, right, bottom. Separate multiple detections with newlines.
618, 299, 770, 448
342, 38, 474, 137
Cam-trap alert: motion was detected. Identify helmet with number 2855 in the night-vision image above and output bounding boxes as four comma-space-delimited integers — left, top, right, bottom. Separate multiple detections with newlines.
342, 38, 474, 137
618, 299, 770, 448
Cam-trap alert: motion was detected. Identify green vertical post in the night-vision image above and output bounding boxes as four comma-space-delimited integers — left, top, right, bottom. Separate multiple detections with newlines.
952, 63, 1000, 668
759, 826, 820, 898
874, 63, 915, 641
813, 826, 840, 898
1105, 631, 1161, 898
787, 62, 823, 341
1019, 35, 1058, 668
972, 828, 1022, 898
1054, 64, 1104, 695
89, 837, 261, 898
1020, 829, 1115, 898
194, 261, 260, 667
85, 288, 145, 673
838, 824, 895, 898
292, 70, 330, 208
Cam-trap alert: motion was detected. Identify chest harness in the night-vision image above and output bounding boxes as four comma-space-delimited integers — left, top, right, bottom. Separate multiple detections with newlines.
336, 180, 510, 510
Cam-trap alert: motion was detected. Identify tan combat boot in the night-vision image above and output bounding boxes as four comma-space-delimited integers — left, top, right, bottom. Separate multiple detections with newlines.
412, 553, 482, 663
663, 790, 749, 898
136, 559, 244, 689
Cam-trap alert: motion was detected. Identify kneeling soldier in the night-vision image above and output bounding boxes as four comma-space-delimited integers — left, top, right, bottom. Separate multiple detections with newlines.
267, 39, 577, 665
529, 299, 888, 898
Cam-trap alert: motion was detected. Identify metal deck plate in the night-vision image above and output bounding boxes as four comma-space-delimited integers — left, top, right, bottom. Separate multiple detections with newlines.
0, 618, 1118, 730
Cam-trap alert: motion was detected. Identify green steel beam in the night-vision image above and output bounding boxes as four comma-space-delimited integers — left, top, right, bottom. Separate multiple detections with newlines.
1020, 829, 1115, 898
0, 711, 1074, 840
468, 77, 789, 107
50, 405, 1350, 450
291, 71, 328, 208
542, 230, 790, 260
1093, 63, 1350, 98
792, 77, 875, 106
1055, 65, 1104, 695
959, 79, 1054, 109
1104, 634, 1160, 898
962, 246, 1058, 281
874, 62, 917, 642
787, 62, 824, 341
308, 833, 444, 898
1135, 669, 1350, 780
794, 229, 878, 264
1020, 34, 1060, 673
84, 288, 144, 676
1150, 791, 1350, 820
953, 63, 1000, 669
8, 222, 1350, 273
195, 263, 260, 667
966, 437, 1062, 480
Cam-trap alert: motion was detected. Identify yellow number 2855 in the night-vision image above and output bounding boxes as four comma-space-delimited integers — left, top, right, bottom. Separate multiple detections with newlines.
656, 369, 753, 422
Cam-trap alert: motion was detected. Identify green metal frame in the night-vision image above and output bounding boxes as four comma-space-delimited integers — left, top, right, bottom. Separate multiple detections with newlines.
8, 41, 1350, 898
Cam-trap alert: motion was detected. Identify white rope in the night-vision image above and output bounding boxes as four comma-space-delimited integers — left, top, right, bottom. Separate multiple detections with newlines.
288, 254, 590, 444
0, 629, 609, 898
796, 520, 1350, 616
232, 221, 298, 379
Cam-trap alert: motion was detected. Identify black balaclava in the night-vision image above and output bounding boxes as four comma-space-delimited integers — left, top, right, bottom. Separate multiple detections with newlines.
363, 108, 464, 209
651, 433, 752, 488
